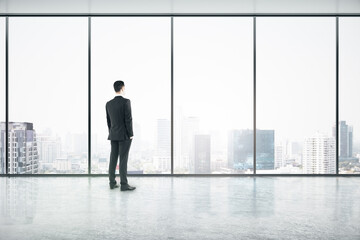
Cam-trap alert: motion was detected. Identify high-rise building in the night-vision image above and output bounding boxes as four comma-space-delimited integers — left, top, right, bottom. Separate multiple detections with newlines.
227, 129, 274, 171
333, 121, 353, 159
274, 140, 302, 169
73, 133, 87, 155
227, 129, 253, 170
181, 116, 200, 172
0, 123, 5, 174
256, 130, 275, 170
194, 134, 210, 174
274, 144, 283, 169
37, 134, 62, 173
157, 119, 170, 156
0, 122, 39, 174
303, 133, 335, 174
54, 157, 71, 172
155, 119, 171, 172
64, 132, 87, 155
37, 135, 61, 163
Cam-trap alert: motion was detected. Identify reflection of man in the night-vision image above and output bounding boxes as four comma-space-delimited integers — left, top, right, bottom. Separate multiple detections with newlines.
106, 80, 136, 191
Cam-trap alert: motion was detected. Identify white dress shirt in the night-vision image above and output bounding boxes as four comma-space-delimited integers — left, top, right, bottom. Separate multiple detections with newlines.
115, 92, 125, 97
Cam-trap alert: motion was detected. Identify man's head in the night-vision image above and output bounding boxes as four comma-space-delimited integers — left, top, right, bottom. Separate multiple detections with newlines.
114, 80, 125, 94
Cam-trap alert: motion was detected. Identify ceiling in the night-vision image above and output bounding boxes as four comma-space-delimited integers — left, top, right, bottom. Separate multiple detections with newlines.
0, 0, 360, 15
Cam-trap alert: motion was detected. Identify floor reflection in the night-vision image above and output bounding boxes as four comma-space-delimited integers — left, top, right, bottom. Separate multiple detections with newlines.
0, 176, 359, 240
0, 177, 38, 225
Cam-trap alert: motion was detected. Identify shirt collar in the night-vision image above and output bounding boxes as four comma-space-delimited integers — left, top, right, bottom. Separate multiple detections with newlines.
115, 92, 124, 98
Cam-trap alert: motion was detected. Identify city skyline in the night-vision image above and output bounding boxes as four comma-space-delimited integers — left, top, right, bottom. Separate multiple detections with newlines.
2, 116, 359, 174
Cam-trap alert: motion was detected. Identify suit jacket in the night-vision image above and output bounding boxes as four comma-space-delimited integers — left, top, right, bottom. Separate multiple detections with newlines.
106, 95, 134, 141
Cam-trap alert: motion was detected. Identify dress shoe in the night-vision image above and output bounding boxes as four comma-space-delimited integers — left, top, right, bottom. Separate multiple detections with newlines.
110, 184, 120, 189
121, 184, 136, 191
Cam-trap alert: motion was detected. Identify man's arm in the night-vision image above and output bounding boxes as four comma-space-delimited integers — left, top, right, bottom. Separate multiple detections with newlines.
124, 99, 134, 138
106, 104, 111, 131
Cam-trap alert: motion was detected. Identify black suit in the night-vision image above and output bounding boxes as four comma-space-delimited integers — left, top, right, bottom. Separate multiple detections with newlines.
106, 95, 133, 186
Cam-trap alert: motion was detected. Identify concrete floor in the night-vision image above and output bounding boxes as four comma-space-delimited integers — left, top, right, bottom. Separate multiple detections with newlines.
0, 177, 359, 240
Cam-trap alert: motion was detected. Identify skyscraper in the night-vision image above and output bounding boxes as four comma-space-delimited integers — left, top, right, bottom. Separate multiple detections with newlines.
157, 119, 171, 156
37, 135, 61, 163
333, 121, 353, 159
227, 129, 253, 170
274, 144, 283, 169
37, 134, 61, 173
194, 134, 210, 174
256, 130, 275, 170
181, 116, 200, 172
155, 119, 171, 172
0, 122, 39, 174
303, 133, 335, 174
227, 129, 274, 171
274, 140, 302, 169
0, 123, 5, 174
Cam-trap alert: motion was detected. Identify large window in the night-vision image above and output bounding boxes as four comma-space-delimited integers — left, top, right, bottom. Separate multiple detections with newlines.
174, 17, 253, 174
339, 18, 360, 174
1, 16, 359, 175
9, 18, 88, 174
0, 18, 5, 174
91, 18, 171, 174
257, 17, 336, 174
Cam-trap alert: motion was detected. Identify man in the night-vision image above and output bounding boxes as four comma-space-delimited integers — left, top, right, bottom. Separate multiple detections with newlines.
106, 80, 136, 191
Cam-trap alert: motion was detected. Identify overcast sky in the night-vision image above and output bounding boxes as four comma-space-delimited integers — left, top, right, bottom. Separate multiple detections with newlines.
1, 17, 359, 151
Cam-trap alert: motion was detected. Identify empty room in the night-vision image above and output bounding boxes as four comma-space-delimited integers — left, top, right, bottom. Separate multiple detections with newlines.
1, 0, 360, 239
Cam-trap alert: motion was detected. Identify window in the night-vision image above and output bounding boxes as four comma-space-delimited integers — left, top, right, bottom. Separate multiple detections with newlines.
174, 17, 254, 174
2, 16, 359, 175
9, 17, 88, 174
257, 17, 336, 174
0, 18, 5, 174
91, 17, 171, 174
339, 17, 360, 174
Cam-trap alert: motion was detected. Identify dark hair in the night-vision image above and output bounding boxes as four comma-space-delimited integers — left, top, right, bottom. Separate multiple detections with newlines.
114, 80, 125, 92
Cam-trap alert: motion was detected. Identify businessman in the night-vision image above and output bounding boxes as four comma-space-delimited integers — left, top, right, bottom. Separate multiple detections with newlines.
106, 80, 136, 191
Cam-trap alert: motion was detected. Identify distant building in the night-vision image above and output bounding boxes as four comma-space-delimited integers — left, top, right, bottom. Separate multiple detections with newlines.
0, 122, 39, 174
157, 119, 171, 156
0, 123, 5, 174
303, 133, 335, 174
227, 129, 253, 170
275, 144, 283, 169
256, 130, 275, 170
54, 157, 71, 172
194, 134, 210, 174
37, 135, 61, 164
153, 155, 171, 172
178, 116, 199, 172
275, 140, 303, 169
155, 119, 171, 172
333, 121, 353, 159
65, 132, 87, 155
227, 129, 274, 171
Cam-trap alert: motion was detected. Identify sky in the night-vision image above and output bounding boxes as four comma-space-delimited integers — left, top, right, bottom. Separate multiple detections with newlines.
1, 17, 360, 152
256, 17, 336, 142
7, 17, 88, 138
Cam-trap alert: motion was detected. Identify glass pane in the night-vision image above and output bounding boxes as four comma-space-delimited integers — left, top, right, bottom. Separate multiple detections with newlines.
257, 17, 336, 174
174, 17, 253, 174
91, 17, 171, 174
339, 17, 360, 174
0, 18, 5, 174
9, 17, 88, 174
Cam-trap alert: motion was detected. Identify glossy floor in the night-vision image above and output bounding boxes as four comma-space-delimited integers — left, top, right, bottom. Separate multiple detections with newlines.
0, 177, 359, 240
